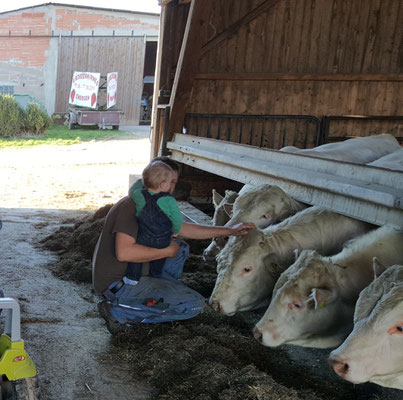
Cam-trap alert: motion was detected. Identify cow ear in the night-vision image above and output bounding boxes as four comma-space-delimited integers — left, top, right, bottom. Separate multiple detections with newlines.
373, 257, 387, 279
212, 189, 224, 208
223, 203, 234, 218
307, 288, 336, 310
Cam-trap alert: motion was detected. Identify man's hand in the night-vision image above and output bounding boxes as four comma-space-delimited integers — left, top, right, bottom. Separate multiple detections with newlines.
166, 239, 180, 258
225, 222, 255, 236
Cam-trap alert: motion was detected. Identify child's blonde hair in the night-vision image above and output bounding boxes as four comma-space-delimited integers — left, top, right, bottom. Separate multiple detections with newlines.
142, 161, 173, 190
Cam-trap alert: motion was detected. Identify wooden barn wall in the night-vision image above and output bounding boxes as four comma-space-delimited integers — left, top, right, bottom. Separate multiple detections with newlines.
55, 37, 146, 124
199, 0, 402, 74
185, 0, 402, 143
158, 3, 189, 100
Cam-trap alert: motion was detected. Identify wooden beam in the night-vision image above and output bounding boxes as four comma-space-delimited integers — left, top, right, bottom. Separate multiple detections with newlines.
201, 0, 281, 56
167, 0, 210, 138
194, 73, 403, 82
150, 5, 166, 159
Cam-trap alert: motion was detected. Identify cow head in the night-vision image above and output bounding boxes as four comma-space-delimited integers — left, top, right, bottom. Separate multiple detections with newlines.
203, 189, 238, 264
203, 185, 305, 264
209, 229, 281, 315
253, 250, 352, 348
226, 185, 305, 230
329, 265, 403, 386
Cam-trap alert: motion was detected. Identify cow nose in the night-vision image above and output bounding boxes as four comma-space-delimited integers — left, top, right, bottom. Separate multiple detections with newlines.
253, 327, 262, 342
328, 356, 350, 377
210, 300, 221, 312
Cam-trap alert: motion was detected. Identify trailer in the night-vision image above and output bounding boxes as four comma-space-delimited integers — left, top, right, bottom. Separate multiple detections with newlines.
68, 107, 124, 130
68, 72, 124, 130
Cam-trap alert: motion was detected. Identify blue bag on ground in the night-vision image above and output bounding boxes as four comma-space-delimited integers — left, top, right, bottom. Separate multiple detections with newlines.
109, 276, 206, 324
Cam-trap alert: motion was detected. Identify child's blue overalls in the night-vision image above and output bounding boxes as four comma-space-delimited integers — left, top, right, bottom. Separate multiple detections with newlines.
127, 188, 173, 280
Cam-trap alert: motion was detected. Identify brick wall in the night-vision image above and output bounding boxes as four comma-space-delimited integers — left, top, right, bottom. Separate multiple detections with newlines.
0, 5, 159, 116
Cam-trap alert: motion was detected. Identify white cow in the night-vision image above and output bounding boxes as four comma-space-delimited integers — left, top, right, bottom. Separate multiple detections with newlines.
329, 264, 403, 390
280, 133, 401, 163
203, 185, 306, 263
209, 207, 372, 316
253, 226, 403, 348
367, 147, 403, 172
202, 189, 240, 264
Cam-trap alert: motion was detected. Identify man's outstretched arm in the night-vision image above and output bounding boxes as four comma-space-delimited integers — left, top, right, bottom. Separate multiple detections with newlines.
179, 222, 255, 240
115, 232, 180, 263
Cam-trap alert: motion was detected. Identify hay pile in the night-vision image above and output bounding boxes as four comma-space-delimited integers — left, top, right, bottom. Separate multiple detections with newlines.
108, 308, 324, 400
39, 204, 112, 283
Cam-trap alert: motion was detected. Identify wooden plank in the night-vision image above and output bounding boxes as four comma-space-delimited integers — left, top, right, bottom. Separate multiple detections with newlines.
364, 0, 382, 71
388, 0, 402, 72
150, 4, 166, 143
286, 0, 299, 72
351, 0, 371, 73
168, 0, 210, 137
194, 73, 403, 81
296, 0, 311, 71
379, 0, 400, 73
306, 0, 320, 72
177, 201, 212, 225
338, 0, 354, 73
316, 0, 333, 73
271, 0, 286, 71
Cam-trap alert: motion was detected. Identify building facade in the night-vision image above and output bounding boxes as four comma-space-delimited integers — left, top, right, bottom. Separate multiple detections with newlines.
0, 3, 159, 124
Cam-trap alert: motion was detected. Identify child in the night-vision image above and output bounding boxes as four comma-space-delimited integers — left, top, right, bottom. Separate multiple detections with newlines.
127, 161, 182, 280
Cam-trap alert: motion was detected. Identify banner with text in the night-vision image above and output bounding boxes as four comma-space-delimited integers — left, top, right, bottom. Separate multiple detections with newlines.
107, 72, 118, 109
69, 71, 100, 109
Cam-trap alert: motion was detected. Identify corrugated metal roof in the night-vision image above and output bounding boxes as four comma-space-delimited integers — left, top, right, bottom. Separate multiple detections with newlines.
0, 2, 160, 16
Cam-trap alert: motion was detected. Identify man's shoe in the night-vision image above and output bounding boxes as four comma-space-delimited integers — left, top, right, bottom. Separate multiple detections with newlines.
97, 301, 133, 335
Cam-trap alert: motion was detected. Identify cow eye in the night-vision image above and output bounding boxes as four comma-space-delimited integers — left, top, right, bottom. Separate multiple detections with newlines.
260, 214, 268, 219
388, 325, 403, 335
294, 303, 302, 309
243, 267, 251, 273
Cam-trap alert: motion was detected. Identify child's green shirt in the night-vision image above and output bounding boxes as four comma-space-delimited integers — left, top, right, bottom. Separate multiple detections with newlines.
129, 179, 182, 234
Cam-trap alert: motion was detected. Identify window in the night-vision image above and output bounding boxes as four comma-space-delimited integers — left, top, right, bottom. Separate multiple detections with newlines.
0, 86, 14, 95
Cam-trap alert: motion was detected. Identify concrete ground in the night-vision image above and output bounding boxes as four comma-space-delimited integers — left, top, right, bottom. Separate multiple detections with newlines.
119, 124, 151, 138
0, 131, 153, 399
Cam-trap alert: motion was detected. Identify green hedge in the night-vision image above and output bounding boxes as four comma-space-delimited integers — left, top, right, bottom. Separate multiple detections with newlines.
0, 95, 22, 137
22, 102, 53, 134
0, 95, 52, 138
